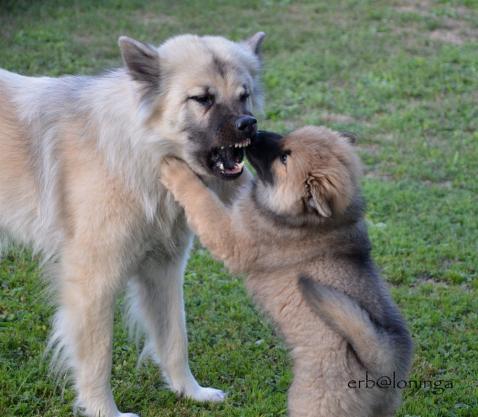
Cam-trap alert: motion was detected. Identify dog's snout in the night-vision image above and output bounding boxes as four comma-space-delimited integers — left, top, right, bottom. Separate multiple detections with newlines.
235, 115, 257, 136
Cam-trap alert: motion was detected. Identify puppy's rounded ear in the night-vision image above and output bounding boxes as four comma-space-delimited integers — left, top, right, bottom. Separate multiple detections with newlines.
243, 32, 266, 56
118, 36, 160, 89
306, 169, 353, 218
306, 176, 333, 218
338, 131, 358, 144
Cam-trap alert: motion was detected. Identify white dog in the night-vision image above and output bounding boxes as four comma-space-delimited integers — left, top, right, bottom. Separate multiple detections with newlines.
0, 32, 265, 417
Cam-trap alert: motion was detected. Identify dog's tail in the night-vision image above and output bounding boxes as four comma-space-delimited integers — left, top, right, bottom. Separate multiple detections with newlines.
298, 276, 412, 377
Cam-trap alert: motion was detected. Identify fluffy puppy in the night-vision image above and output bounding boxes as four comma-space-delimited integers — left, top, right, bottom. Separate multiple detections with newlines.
159, 126, 413, 417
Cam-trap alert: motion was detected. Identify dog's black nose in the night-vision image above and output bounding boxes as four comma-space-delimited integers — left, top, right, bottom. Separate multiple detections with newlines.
235, 115, 257, 135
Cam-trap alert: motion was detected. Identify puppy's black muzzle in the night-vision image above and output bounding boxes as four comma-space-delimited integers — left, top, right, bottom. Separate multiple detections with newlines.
246, 130, 283, 185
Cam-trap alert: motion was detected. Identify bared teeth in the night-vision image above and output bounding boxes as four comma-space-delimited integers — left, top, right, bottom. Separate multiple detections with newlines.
221, 138, 251, 149
233, 139, 251, 148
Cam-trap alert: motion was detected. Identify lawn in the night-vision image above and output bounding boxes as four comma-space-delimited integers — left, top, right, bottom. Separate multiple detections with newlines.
0, 0, 477, 416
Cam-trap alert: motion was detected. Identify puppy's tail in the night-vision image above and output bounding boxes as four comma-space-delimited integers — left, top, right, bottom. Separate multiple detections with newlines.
298, 276, 412, 377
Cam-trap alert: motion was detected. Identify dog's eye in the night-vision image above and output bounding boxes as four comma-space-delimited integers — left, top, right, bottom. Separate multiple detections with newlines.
240, 92, 250, 102
280, 153, 288, 165
190, 94, 214, 107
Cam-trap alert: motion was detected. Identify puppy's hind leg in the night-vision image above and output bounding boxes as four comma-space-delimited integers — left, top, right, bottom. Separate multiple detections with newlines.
50, 247, 139, 417
127, 249, 226, 403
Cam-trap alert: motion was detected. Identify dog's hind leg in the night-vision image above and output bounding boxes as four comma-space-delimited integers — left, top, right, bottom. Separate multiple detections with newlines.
127, 248, 226, 403
50, 246, 138, 417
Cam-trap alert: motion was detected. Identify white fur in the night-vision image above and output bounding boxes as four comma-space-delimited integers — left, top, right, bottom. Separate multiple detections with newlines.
0, 32, 263, 417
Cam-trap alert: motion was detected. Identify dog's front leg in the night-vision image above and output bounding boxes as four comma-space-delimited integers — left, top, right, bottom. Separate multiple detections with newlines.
51, 243, 137, 417
160, 158, 252, 271
127, 250, 226, 402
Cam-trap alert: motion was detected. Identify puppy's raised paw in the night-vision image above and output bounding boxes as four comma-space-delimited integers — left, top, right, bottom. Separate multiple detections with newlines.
160, 156, 185, 175
160, 157, 202, 197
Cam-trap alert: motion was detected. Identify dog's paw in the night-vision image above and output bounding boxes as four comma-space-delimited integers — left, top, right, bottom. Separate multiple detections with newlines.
116, 413, 140, 417
159, 157, 193, 191
185, 386, 226, 402
160, 157, 186, 175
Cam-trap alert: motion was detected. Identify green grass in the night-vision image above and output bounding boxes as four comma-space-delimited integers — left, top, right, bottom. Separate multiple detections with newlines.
1, 0, 477, 416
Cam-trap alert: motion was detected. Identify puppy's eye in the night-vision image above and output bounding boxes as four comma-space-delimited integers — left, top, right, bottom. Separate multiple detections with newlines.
280, 154, 288, 165
240, 92, 250, 102
190, 94, 214, 107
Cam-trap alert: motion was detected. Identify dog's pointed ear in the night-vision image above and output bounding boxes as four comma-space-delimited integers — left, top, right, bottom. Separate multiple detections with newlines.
118, 36, 160, 89
306, 176, 333, 218
244, 32, 266, 56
